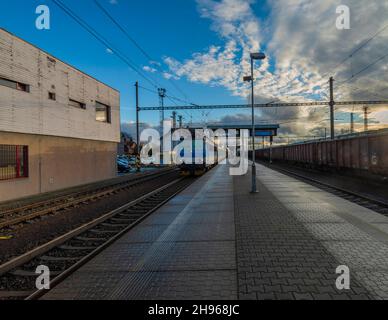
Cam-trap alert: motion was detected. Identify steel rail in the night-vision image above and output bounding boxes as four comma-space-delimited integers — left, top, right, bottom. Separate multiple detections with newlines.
0, 167, 176, 216
0, 168, 178, 230
0, 176, 195, 300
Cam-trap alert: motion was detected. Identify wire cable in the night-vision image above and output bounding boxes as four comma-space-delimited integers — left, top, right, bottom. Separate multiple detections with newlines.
93, 0, 194, 103
337, 49, 388, 87
322, 21, 388, 79
51, 0, 158, 89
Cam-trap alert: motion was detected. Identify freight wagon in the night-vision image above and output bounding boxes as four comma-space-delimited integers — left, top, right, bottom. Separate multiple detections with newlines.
256, 129, 388, 179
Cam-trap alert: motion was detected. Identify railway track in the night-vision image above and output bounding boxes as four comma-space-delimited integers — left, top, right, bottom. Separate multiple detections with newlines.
0, 168, 178, 230
263, 163, 388, 216
0, 176, 195, 300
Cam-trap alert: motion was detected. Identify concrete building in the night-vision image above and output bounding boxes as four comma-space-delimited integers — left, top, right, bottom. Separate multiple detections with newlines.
0, 29, 120, 202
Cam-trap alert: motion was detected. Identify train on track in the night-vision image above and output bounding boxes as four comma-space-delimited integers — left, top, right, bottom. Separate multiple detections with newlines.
256, 128, 388, 179
179, 137, 220, 176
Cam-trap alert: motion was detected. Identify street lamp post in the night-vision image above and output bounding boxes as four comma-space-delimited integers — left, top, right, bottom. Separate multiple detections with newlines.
244, 52, 266, 193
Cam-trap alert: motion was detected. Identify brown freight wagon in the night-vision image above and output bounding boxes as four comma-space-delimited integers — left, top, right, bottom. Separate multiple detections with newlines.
256, 129, 388, 179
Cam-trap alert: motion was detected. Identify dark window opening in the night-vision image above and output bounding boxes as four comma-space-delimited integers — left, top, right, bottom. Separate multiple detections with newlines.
48, 92, 56, 101
0, 145, 29, 180
0, 77, 30, 92
96, 101, 111, 123
69, 99, 86, 110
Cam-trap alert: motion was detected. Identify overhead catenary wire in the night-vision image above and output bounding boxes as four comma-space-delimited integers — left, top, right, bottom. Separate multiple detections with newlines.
51, 0, 158, 89
337, 49, 388, 87
93, 0, 153, 62
52, 0, 388, 133
165, 96, 194, 121
137, 84, 199, 111
340, 82, 388, 101
137, 84, 190, 105
92, 0, 193, 103
137, 84, 194, 124
322, 21, 388, 79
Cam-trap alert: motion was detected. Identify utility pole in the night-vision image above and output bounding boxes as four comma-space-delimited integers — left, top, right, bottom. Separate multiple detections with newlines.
135, 81, 141, 172
158, 88, 166, 130
350, 112, 354, 134
250, 57, 257, 193
364, 106, 369, 132
158, 88, 166, 165
171, 111, 177, 129
329, 77, 335, 140
178, 115, 183, 128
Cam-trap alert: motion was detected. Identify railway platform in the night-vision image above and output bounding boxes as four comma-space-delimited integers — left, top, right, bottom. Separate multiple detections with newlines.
42, 164, 388, 300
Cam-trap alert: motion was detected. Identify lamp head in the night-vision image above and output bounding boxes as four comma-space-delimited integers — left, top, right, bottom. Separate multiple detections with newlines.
250, 52, 266, 60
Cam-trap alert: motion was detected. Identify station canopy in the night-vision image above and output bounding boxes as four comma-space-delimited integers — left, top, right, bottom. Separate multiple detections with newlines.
188, 124, 280, 137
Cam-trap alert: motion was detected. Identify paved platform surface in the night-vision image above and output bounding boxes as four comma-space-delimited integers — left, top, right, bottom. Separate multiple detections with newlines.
43, 164, 388, 300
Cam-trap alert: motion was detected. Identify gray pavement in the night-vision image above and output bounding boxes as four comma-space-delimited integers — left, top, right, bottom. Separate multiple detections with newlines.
255, 164, 388, 300
43, 164, 388, 300
44, 166, 237, 300
234, 165, 372, 300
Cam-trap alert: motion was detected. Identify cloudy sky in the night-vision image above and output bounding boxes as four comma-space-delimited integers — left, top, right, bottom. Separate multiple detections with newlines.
158, 0, 388, 139
1, 0, 388, 141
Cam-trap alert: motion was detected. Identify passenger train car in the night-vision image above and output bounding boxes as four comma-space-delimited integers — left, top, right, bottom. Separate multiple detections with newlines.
179, 137, 220, 176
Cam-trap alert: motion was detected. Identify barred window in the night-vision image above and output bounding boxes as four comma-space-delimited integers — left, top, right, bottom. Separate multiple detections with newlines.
0, 145, 29, 180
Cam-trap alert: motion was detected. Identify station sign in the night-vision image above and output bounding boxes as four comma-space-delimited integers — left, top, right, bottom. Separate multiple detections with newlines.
235, 128, 278, 138
254, 129, 277, 137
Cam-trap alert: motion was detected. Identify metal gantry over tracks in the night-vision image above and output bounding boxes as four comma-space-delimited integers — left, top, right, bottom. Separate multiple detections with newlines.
137, 77, 388, 140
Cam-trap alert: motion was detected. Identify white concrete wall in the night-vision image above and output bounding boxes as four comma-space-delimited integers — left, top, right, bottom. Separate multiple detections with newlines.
0, 28, 120, 143
0, 132, 118, 202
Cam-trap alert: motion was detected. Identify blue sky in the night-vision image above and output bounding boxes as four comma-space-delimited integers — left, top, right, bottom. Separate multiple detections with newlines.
0, 0, 261, 126
1, 0, 387, 138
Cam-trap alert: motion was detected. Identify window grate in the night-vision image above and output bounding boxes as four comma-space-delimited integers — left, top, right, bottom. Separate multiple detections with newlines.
0, 145, 29, 180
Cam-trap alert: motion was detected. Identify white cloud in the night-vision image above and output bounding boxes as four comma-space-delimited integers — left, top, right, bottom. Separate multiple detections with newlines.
165, 0, 263, 98
163, 0, 388, 135
162, 71, 179, 80
143, 65, 157, 73
150, 60, 162, 67
371, 110, 388, 124
121, 121, 154, 141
